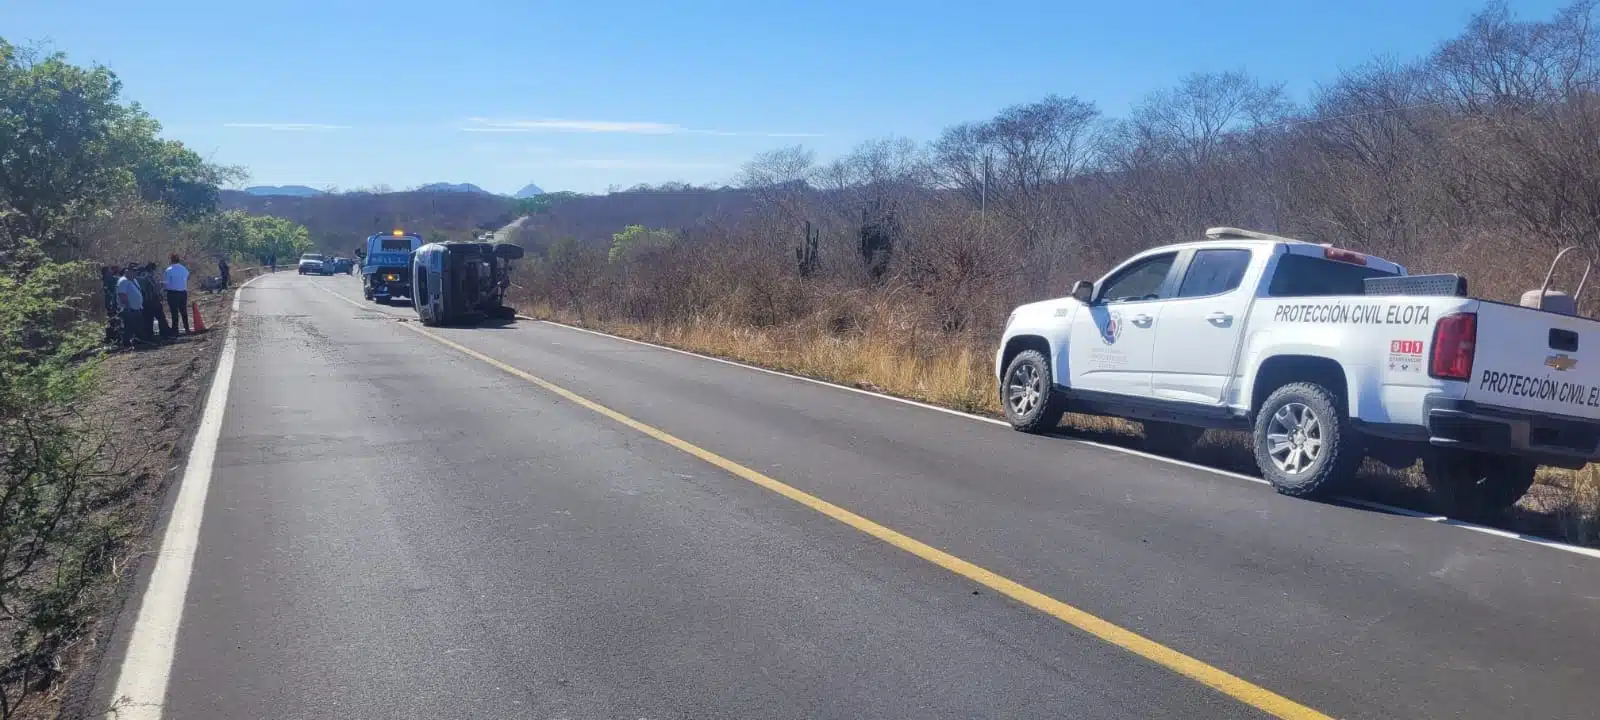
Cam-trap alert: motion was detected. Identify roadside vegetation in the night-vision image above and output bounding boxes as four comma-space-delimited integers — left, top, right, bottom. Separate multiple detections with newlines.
499, 2, 1600, 544
0, 38, 311, 717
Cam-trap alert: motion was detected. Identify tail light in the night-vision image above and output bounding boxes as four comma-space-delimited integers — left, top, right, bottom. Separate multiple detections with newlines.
1430, 312, 1477, 381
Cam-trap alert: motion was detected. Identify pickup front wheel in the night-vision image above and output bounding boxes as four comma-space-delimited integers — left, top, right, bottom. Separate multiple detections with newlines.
1002, 350, 1068, 433
1252, 382, 1362, 497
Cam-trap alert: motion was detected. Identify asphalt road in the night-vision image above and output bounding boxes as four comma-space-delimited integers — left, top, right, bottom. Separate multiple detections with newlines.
92, 272, 1600, 719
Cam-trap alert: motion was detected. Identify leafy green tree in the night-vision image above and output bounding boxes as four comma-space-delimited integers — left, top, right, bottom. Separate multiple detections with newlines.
609, 224, 676, 263
0, 39, 228, 256
241, 215, 313, 262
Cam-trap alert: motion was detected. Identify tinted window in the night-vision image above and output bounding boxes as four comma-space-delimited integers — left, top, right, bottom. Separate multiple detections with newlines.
1267, 253, 1394, 297
381, 238, 413, 251
1178, 249, 1252, 297
1098, 253, 1176, 303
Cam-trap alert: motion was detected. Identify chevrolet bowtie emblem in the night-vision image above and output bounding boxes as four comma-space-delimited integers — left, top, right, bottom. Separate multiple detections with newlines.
1546, 353, 1578, 371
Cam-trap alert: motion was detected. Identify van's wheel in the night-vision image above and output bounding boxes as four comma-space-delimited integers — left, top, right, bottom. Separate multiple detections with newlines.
1002, 350, 1068, 433
363, 287, 373, 300
1252, 382, 1362, 497
1423, 450, 1536, 521
1142, 421, 1204, 458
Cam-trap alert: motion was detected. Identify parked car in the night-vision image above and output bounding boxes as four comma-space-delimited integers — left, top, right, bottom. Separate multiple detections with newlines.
297, 253, 326, 275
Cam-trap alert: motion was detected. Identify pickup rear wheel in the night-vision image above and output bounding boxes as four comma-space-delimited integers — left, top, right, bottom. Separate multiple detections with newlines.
1422, 450, 1536, 521
1002, 349, 1068, 434
1252, 382, 1362, 497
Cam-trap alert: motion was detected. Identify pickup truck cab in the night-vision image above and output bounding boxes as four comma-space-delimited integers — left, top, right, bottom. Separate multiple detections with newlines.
997, 227, 1600, 518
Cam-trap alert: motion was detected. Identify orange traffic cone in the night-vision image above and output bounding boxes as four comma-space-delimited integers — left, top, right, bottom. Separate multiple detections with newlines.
191, 301, 207, 333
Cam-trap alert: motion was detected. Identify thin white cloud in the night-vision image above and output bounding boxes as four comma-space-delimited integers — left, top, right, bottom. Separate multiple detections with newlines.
461, 117, 821, 138
471, 143, 555, 155
223, 122, 350, 131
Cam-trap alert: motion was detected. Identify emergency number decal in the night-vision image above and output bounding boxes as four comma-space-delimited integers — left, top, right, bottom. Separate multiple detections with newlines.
1478, 368, 1600, 408
1387, 339, 1424, 373
1272, 302, 1432, 325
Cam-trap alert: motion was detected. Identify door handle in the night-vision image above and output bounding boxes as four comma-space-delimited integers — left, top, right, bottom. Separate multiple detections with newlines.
1206, 312, 1233, 326
1131, 314, 1154, 328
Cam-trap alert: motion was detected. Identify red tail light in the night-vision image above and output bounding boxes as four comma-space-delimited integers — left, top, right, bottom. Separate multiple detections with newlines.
1322, 246, 1369, 265
1429, 312, 1477, 381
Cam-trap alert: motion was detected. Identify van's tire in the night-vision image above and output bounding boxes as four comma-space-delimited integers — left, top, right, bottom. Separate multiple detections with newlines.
1423, 450, 1536, 521
1252, 382, 1362, 497
1142, 421, 1204, 458
1002, 349, 1068, 434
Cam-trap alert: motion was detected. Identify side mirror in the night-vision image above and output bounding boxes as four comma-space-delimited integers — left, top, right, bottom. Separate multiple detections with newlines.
493, 243, 525, 260
1071, 280, 1094, 303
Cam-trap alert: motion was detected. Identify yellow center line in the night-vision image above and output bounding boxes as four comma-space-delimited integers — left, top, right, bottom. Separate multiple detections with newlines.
317, 279, 1329, 718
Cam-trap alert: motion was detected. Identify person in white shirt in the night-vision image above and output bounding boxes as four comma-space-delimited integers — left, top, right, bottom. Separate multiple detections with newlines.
164, 254, 191, 334
115, 266, 144, 346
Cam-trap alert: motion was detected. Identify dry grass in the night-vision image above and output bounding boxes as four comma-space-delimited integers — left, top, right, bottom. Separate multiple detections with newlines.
524, 302, 1600, 547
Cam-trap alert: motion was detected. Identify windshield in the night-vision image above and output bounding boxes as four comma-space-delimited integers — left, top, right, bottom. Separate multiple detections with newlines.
301, 254, 323, 261
380, 238, 415, 252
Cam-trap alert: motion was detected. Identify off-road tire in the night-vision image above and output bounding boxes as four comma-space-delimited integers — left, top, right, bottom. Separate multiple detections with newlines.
1252, 382, 1363, 497
1422, 450, 1536, 521
1143, 421, 1204, 458
1001, 350, 1069, 434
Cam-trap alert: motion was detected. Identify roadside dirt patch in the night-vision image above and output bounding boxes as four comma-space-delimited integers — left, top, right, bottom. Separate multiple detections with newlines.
11, 287, 240, 720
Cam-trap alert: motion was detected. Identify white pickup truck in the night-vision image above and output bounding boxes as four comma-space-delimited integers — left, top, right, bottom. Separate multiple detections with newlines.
997, 227, 1600, 518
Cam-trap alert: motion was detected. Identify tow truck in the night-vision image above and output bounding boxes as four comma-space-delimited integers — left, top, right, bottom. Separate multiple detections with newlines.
997, 227, 1600, 518
361, 229, 422, 304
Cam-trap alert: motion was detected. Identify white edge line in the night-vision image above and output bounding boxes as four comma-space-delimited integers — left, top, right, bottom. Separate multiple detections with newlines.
110, 274, 263, 719
523, 317, 1600, 561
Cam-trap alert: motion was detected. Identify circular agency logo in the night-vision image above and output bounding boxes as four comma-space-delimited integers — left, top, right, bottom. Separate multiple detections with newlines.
1101, 311, 1123, 345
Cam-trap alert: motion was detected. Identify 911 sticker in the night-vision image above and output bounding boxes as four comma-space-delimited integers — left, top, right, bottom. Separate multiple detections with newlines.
1388, 339, 1424, 373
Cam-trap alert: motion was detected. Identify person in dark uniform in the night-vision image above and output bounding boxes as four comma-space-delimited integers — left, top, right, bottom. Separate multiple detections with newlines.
137, 263, 169, 341
101, 266, 122, 343
218, 256, 230, 289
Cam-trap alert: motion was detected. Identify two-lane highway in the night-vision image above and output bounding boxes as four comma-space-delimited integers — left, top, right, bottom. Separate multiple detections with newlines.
93, 272, 1600, 719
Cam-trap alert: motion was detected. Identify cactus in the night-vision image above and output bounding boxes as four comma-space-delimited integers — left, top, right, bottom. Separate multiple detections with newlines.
795, 221, 820, 277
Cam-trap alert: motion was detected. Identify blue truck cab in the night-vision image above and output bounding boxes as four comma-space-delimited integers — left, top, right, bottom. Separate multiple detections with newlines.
361, 230, 423, 304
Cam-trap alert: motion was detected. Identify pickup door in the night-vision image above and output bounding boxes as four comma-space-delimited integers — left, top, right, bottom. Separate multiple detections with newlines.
1463, 301, 1600, 422
1147, 247, 1260, 404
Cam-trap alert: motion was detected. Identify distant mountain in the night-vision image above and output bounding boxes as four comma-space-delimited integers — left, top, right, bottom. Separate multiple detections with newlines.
244, 185, 325, 197
418, 182, 491, 194
514, 183, 545, 198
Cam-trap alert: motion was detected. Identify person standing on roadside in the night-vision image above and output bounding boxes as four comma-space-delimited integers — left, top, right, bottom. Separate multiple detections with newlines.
138, 262, 169, 341
165, 254, 192, 334
101, 266, 121, 343
218, 256, 230, 289
116, 265, 144, 347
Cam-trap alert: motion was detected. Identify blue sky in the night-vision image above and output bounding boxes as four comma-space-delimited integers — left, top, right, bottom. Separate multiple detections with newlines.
2, 0, 1571, 194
